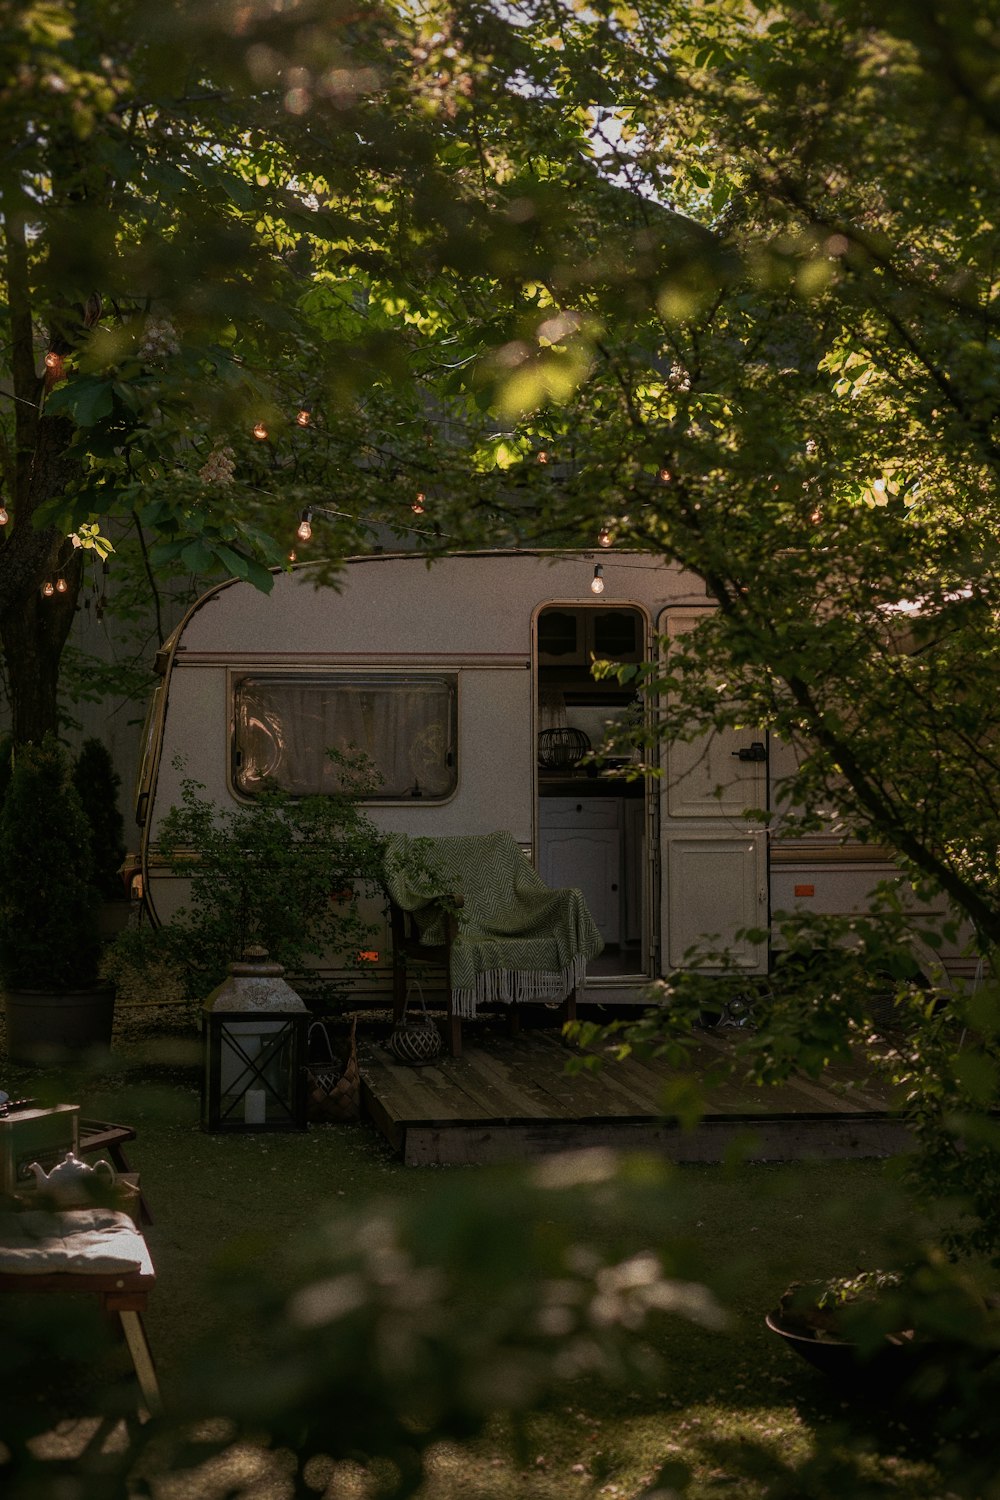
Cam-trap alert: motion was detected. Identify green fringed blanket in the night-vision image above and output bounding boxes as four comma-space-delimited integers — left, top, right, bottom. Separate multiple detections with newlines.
383, 830, 604, 1019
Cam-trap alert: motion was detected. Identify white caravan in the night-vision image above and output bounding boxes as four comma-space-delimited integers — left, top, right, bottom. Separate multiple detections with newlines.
135, 549, 959, 1001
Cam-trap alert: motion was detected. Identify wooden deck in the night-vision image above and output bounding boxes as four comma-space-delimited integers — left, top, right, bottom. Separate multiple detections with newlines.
358, 1023, 911, 1166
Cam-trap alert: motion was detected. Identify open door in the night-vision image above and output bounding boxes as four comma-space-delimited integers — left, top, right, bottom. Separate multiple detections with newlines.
535, 603, 649, 978
658, 608, 768, 972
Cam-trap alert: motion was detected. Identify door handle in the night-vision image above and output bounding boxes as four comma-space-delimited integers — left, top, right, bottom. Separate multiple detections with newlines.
732, 741, 766, 763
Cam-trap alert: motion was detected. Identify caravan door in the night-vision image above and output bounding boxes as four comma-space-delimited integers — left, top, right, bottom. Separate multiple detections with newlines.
658, 608, 768, 972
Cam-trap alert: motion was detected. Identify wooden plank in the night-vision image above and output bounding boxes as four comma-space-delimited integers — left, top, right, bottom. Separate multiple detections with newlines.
463, 1044, 572, 1118
358, 1025, 906, 1166
507, 1033, 662, 1117
513, 1044, 654, 1120
402, 1114, 913, 1167
694, 1030, 894, 1116
477, 1034, 590, 1115
430, 1053, 536, 1121
359, 1078, 405, 1151
359, 1048, 468, 1123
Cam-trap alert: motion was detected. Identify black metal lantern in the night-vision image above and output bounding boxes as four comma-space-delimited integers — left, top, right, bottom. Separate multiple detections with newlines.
202, 950, 309, 1132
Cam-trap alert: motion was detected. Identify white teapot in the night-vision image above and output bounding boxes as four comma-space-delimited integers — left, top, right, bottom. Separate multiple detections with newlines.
29, 1150, 117, 1206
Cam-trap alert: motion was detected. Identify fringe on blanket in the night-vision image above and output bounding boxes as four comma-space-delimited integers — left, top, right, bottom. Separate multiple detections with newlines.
452, 956, 588, 1020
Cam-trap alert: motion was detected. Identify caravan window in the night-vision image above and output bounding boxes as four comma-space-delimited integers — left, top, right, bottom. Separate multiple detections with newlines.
232, 674, 457, 800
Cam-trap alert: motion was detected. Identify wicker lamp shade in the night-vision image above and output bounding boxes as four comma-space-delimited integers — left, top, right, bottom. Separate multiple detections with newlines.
537, 726, 591, 771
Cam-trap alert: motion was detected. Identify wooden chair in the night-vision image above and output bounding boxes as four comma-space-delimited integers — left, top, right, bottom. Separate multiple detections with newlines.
387, 890, 578, 1059
388, 892, 463, 1058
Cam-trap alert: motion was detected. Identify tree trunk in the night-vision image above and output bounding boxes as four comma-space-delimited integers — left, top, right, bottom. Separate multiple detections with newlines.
0, 553, 81, 743
0, 402, 84, 742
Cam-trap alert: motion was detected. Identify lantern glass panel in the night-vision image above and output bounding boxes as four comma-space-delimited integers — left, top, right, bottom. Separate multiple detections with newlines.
203, 1013, 306, 1130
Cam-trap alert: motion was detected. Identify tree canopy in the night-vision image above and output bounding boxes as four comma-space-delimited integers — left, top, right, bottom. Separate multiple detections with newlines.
3, 0, 1000, 951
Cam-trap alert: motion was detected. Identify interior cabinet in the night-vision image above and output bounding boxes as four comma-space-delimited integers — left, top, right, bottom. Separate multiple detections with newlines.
538, 798, 621, 944
537, 608, 642, 666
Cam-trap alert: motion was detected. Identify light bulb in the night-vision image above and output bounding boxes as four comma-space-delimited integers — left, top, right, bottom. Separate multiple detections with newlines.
537, 450, 549, 464
411, 493, 425, 515
0, 506, 8, 525
296, 407, 311, 427
598, 525, 613, 548
288, 550, 297, 562
658, 467, 671, 483
591, 565, 605, 595
44, 351, 62, 370
252, 421, 269, 441
42, 580, 55, 597
55, 576, 68, 593
296, 515, 313, 542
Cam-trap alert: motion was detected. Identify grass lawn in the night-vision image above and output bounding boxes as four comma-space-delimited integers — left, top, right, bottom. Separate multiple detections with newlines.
0, 1004, 986, 1499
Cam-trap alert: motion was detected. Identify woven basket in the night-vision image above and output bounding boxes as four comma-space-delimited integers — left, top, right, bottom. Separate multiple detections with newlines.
304, 1018, 360, 1122
388, 983, 442, 1066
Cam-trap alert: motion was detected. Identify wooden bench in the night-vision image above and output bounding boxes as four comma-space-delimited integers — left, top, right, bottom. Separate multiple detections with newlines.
0, 1216, 162, 1418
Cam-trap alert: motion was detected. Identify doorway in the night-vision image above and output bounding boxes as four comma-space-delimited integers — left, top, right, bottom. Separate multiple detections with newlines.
535, 604, 648, 977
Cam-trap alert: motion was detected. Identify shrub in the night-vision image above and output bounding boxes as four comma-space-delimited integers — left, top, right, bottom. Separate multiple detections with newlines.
0, 736, 102, 990
151, 751, 388, 1000
72, 738, 127, 901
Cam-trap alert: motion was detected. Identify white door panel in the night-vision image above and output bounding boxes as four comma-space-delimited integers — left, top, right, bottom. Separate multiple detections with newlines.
658, 607, 768, 974
665, 836, 767, 970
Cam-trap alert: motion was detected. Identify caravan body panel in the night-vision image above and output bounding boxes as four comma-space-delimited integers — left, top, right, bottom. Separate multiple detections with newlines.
138, 550, 963, 999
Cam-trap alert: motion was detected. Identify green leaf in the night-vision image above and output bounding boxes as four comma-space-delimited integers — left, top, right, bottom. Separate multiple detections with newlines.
180, 540, 216, 573
46, 377, 115, 427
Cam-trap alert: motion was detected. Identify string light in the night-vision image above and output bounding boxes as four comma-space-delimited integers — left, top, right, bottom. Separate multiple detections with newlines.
411, 493, 426, 515
295, 406, 311, 428
658, 468, 671, 483
296, 510, 313, 542
252, 421, 269, 441
44, 351, 62, 371
591, 565, 605, 595
0, 506, 8, 526
41, 581, 55, 597
55, 576, 68, 594
288, 550, 297, 562
536, 450, 549, 464
598, 525, 613, 548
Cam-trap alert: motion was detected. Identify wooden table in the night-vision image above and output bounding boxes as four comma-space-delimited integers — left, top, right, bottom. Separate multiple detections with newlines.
0, 1220, 162, 1418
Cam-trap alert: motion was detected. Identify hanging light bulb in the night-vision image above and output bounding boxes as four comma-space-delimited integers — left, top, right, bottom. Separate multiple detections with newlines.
658, 467, 671, 483
44, 351, 62, 371
591, 565, 605, 595
0, 506, 8, 526
536, 450, 549, 464
288, 549, 297, 563
296, 510, 313, 542
295, 406, 311, 428
41, 580, 55, 597
252, 421, 269, 441
598, 524, 613, 548
411, 492, 426, 515
55, 576, 68, 594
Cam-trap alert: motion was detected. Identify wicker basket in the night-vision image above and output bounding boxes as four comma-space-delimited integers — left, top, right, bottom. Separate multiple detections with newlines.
388, 984, 442, 1066
304, 1018, 360, 1122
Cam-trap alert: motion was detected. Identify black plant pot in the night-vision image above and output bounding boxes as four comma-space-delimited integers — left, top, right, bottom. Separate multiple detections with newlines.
3, 985, 115, 1065
766, 1309, 930, 1392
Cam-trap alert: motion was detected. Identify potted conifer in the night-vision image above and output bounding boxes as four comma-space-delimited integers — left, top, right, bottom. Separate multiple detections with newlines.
0, 736, 112, 1064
